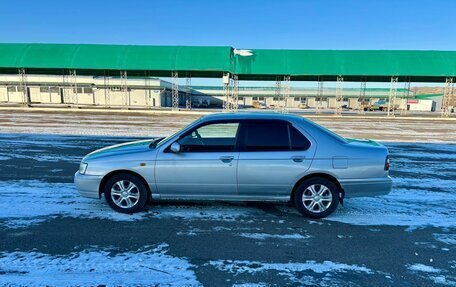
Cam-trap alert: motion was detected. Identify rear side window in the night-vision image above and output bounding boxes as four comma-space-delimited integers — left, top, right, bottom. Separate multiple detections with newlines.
242, 121, 311, 151
243, 121, 289, 151
290, 125, 311, 150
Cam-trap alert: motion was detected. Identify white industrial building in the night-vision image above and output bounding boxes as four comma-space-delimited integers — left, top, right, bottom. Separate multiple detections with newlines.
0, 74, 439, 111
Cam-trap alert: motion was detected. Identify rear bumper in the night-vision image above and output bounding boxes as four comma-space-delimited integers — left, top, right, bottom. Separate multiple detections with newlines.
340, 176, 392, 198
74, 172, 103, 199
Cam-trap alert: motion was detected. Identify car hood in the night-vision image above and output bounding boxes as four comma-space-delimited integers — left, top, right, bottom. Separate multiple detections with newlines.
83, 139, 156, 161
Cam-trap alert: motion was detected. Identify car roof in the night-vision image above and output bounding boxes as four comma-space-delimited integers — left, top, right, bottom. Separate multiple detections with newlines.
200, 112, 303, 122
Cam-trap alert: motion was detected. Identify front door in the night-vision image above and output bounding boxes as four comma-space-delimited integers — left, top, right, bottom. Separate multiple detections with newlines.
237, 120, 315, 199
155, 121, 240, 199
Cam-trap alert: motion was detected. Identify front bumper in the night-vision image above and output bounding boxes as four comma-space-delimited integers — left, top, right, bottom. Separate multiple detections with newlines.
340, 176, 393, 198
74, 172, 103, 199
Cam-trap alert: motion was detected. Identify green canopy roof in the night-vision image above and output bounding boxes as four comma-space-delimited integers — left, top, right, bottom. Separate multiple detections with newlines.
0, 44, 232, 77
0, 43, 455, 82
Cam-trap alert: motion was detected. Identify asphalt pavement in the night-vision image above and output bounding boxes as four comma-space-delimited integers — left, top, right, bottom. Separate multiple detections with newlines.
0, 133, 455, 286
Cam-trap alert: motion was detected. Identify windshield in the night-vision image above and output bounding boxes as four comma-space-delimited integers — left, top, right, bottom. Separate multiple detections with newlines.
153, 118, 203, 149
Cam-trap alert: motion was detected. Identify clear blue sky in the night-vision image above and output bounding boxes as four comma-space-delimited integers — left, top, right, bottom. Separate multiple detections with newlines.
1, 0, 455, 50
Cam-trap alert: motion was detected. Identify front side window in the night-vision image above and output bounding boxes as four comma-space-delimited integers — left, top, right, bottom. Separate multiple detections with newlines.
178, 122, 239, 152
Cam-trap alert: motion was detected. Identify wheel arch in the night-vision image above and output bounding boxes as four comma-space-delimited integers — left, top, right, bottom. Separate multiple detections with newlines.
99, 169, 152, 200
290, 172, 344, 202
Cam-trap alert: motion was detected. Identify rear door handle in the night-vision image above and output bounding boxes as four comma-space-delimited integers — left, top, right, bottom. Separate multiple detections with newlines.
220, 156, 234, 163
292, 156, 306, 163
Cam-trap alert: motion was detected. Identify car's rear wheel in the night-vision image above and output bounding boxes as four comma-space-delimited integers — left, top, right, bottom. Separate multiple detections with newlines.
104, 174, 148, 213
294, 177, 339, 218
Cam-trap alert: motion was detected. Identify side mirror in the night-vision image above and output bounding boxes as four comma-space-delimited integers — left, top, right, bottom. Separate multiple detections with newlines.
170, 142, 181, 153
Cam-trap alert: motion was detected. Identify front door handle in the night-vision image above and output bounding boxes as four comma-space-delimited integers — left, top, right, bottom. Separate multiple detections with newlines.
292, 156, 306, 163
220, 156, 234, 163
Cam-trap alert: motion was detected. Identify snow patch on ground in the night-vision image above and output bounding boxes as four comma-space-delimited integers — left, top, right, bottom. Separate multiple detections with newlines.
0, 244, 201, 287
408, 264, 442, 273
327, 186, 456, 229
209, 259, 374, 284
312, 143, 456, 229
0, 180, 146, 228
0, 180, 256, 228
433, 233, 456, 245
232, 284, 269, 287
238, 233, 310, 240
407, 264, 456, 286
150, 204, 255, 222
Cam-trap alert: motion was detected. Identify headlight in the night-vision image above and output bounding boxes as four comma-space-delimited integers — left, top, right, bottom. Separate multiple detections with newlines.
79, 162, 88, 174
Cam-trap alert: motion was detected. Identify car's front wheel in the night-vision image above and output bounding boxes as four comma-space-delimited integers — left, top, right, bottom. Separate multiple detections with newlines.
104, 173, 149, 213
294, 177, 339, 218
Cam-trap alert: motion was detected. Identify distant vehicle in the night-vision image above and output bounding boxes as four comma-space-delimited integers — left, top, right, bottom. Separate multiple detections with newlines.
252, 101, 267, 109
369, 100, 391, 111
192, 99, 210, 108
75, 113, 392, 218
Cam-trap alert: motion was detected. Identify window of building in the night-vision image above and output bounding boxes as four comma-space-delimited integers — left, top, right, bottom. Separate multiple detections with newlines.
84, 87, 93, 94
253, 97, 258, 100
40, 87, 50, 93
273, 97, 279, 101
7, 86, 17, 92
258, 97, 265, 101
50, 87, 60, 93
294, 97, 301, 102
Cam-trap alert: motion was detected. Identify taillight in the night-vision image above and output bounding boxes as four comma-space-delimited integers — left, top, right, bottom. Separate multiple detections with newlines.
384, 155, 390, 171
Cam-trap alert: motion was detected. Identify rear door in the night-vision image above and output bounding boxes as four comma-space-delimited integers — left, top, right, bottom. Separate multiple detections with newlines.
237, 120, 315, 198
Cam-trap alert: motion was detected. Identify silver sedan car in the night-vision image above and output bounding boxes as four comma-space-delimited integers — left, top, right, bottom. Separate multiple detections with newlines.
75, 113, 392, 218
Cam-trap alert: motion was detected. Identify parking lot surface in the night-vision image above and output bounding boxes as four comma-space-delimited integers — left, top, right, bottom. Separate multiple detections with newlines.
0, 110, 455, 286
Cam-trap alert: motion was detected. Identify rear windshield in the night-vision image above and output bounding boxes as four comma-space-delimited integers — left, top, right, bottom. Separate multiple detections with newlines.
302, 118, 347, 144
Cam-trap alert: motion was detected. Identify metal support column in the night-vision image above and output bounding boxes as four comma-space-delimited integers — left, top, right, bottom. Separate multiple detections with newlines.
18, 68, 30, 106
334, 76, 344, 115
442, 77, 455, 117
387, 76, 398, 117
120, 71, 129, 107
144, 72, 151, 108
231, 74, 239, 111
69, 69, 78, 106
172, 71, 179, 110
185, 73, 192, 110
104, 72, 111, 107
62, 73, 68, 104
282, 75, 290, 112
274, 77, 282, 111
316, 77, 324, 114
223, 73, 231, 111
401, 80, 411, 115
358, 79, 367, 114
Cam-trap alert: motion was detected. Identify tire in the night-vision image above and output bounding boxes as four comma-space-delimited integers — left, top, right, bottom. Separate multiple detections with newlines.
104, 173, 149, 213
294, 177, 339, 219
